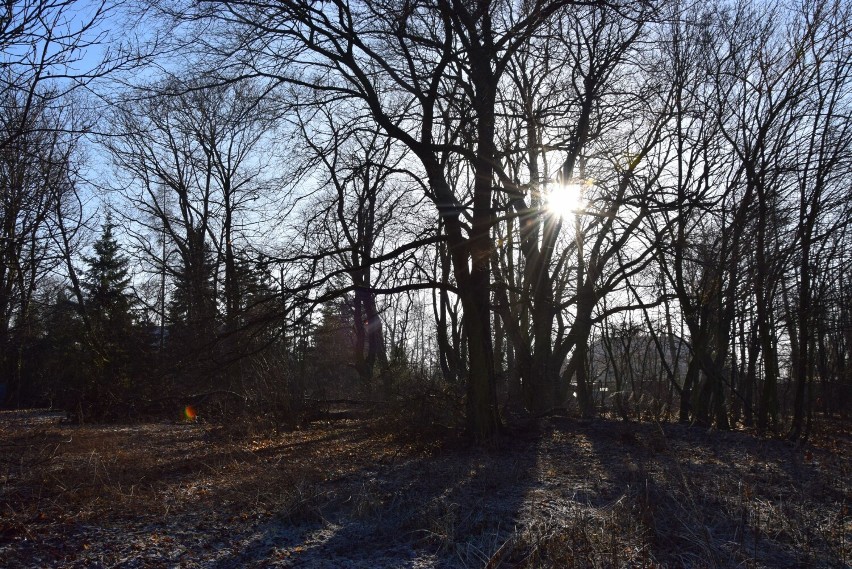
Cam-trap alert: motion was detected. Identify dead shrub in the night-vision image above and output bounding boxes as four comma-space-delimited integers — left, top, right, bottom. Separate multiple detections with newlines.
383, 377, 466, 441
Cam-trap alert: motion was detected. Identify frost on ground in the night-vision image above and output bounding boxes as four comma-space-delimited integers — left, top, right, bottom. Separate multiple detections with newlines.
1, 409, 849, 568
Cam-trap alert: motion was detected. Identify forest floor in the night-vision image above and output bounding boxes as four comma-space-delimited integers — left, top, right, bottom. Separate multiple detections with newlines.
0, 407, 849, 568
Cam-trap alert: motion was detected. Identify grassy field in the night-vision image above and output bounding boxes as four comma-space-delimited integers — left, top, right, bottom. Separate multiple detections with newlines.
1, 409, 849, 568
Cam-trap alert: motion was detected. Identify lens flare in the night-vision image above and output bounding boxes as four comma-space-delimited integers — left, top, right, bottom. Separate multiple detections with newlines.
184, 405, 197, 421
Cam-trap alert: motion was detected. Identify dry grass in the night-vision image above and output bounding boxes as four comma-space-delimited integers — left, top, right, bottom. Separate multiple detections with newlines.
495, 419, 850, 569
1, 409, 849, 568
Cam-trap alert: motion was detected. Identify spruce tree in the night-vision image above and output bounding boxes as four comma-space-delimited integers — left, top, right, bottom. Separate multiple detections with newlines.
81, 213, 135, 401
83, 214, 133, 336
168, 226, 217, 332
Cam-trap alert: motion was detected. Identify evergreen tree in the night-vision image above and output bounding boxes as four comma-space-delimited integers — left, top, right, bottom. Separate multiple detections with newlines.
80, 213, 136, 400
234, 253, 278, 325
168, 225, 217, 332
309, 299, 359, 397
166, 225, 218, 388
37, 287, 88, 406
83, 214, 134, 335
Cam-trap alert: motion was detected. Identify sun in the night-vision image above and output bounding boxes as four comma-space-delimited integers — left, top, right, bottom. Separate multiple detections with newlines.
546, 182, 585, 218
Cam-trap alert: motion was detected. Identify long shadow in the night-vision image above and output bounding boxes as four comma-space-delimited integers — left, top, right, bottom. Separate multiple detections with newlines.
7, 412, 843, 567
577, 419, 839, 568
210, 423, 544, 568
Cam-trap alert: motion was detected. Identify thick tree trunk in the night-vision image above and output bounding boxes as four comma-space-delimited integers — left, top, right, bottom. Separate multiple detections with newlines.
679, 357, 698, 423
460, 40, 502, 440
568, 282, 596, 419
573, 335, 593, 419
428, 145, 500, 439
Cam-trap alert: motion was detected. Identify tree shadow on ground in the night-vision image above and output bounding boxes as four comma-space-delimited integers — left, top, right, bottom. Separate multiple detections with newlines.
210, 425, 544, 568
577, 419, 845, 568
205, 416, 847, 568
6, 411, 843, 568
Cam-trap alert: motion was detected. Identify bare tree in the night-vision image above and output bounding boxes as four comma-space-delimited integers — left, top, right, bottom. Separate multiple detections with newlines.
782, 0, 852, 439
176, 0, 592, 438
0, 91, 78, 404
1, 0, 146, 151
492, 2, 672, 417
104, 77, 282, 384
293, 101, 433, 394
